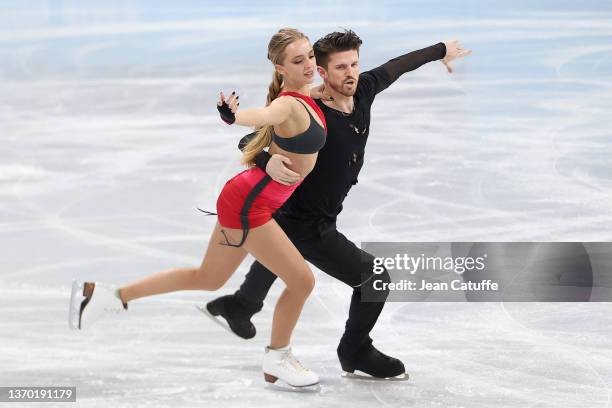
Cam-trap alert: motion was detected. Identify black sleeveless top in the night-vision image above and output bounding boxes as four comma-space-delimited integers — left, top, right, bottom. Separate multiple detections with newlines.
272, 91, 327, 154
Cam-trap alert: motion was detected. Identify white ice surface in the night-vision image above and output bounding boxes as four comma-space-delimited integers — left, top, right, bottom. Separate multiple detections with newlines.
1, 2, 612, 407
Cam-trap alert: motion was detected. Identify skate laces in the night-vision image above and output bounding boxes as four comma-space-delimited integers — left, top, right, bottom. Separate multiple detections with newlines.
280, 350, 309, 373
103, 305, 124, 313
102, 301, 125, 314
98, 286, 127, 313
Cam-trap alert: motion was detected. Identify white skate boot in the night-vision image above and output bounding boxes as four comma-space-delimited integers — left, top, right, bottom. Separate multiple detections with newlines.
68, 281, 127, 330
262, 346, 319, 389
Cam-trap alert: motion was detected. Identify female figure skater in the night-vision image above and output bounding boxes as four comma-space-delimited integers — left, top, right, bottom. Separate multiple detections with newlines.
69, 28, 326, 388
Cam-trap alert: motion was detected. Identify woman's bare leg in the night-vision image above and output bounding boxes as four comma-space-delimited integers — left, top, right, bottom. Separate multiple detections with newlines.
242, 220, 314, 349
119, 222, 248, 302
117, 218, 312, 349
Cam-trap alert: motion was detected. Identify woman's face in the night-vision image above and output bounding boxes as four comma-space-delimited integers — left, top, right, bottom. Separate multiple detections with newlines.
275, 38, 316, 85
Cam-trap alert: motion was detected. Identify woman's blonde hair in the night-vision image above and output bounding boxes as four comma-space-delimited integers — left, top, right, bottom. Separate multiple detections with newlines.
241, 28, 308, 166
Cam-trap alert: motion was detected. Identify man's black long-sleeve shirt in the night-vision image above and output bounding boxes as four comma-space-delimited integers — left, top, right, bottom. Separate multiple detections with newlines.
241, 43, 446, 224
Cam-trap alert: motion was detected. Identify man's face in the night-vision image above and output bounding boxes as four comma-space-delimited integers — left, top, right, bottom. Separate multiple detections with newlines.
317, 49, 360, 97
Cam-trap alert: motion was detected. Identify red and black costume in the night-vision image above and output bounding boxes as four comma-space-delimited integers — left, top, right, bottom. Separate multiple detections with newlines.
214, 92, 326, 247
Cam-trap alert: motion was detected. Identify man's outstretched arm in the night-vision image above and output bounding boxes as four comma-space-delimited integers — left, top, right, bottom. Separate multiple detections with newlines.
366, 40, 471, 94
381, 42, 446, 84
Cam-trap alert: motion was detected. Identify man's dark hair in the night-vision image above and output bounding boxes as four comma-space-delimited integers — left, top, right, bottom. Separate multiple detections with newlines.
313, 29, 362, 69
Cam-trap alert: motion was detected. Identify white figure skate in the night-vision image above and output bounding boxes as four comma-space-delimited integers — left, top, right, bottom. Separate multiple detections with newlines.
262, 346, 319, 390
68, 281, 127, 330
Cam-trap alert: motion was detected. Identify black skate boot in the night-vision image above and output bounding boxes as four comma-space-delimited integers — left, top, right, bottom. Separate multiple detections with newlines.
197, 293, 262, 339
338, 343, 408, 381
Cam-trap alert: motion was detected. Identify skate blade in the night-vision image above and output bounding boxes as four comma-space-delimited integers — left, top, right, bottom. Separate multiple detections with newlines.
264, 379, 321, 393
341, 370, 410, 382
195, 305, 245, 340
68, 281, 84, 330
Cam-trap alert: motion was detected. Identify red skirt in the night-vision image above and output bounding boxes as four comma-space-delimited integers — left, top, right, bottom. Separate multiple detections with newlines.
216, 167, 301, 231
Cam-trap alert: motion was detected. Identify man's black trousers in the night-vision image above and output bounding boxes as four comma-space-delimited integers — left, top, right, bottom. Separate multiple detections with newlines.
236, 212, 391, 356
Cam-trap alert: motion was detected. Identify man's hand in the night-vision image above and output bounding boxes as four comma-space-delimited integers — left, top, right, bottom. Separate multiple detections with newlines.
266, 154, 301, 186
309, 83, 325, 99
441, 40, 472, 73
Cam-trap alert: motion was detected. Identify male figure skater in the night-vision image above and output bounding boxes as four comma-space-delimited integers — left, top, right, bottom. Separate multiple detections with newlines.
204, 30, 470, 379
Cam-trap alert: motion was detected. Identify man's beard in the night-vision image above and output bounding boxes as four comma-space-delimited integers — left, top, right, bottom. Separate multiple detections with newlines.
329, 78, 357, 97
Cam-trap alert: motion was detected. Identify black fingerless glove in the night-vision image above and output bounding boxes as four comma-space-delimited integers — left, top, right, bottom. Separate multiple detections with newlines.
217, 101, 235, 125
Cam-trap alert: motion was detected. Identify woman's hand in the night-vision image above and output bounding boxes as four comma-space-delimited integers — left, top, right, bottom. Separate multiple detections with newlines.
217, 91, 240, 124
441, 40, 472, 73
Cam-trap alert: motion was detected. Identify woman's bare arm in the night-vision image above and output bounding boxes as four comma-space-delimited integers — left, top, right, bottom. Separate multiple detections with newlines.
218, 91, 293, 128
